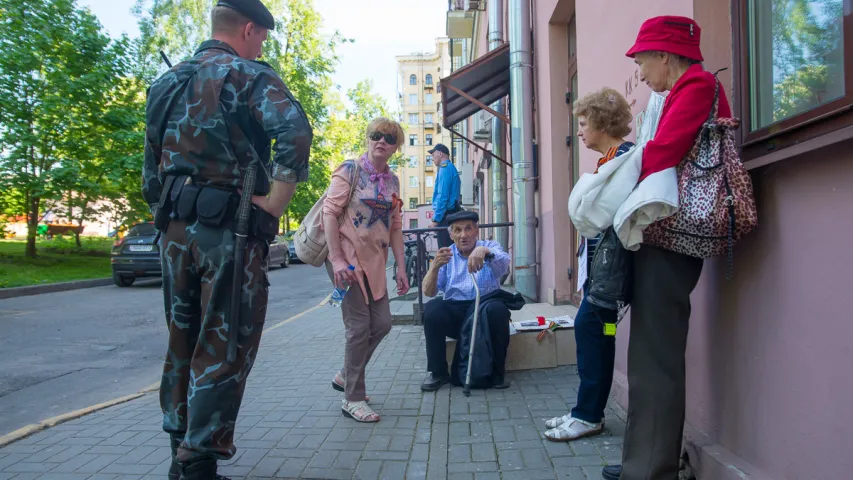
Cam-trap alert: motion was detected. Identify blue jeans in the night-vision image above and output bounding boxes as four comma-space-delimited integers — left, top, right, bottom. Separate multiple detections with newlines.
570, 291, 617, 424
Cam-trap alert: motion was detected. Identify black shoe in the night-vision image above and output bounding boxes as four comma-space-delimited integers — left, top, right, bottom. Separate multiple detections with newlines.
420, 372, 450, 392
602, 464, 622, 480
168, 436, 181, 480
179, 457, 231, 480
492, 374, 511, 389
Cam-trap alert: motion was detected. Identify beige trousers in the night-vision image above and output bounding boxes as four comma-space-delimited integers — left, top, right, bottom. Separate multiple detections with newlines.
339, 279, 392, 401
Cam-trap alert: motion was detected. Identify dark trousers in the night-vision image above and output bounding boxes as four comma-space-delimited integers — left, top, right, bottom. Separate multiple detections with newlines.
571, 292, 617, 424
423, 297, 511, 378
158, 220, 269, 462
621, 246, 703, 480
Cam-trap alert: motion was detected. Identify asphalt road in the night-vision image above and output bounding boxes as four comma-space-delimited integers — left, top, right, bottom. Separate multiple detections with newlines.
0, 262, 332, 436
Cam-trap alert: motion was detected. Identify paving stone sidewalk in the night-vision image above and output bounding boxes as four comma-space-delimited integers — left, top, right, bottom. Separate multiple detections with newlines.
0, 299, 624, 480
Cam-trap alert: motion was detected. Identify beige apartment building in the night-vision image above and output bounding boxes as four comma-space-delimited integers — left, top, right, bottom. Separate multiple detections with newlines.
395, 38, 453, 229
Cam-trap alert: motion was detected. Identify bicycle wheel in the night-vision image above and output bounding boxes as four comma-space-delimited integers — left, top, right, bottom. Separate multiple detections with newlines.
406, 255, 417, 287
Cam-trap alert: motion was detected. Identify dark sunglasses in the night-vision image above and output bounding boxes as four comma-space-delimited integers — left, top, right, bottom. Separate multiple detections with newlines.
369, 131, 397, 145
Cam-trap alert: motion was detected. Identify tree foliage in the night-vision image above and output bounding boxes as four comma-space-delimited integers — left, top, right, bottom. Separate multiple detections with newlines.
0, 0, 137, 256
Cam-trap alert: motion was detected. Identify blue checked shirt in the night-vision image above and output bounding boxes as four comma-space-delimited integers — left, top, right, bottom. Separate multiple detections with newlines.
437, 240, 511, 301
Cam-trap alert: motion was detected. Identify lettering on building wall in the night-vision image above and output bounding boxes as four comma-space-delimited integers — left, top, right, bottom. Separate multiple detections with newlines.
625, 69, 640, 100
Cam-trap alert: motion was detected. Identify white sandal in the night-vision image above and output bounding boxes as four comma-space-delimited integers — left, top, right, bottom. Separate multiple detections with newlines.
545, 413, 573, 429
544, 417, 603, 442
342, 400, 380, 423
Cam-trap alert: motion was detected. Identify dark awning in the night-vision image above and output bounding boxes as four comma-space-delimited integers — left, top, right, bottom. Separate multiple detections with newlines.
440, 42, 510, 128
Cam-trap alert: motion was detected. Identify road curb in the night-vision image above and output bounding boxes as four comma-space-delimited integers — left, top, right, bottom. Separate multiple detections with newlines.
0, 277, 113, 300
0, 382, 160, 448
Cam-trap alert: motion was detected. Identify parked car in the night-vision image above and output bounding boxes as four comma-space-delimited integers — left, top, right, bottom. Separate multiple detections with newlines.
287, 238, 298, 263
111, 222, 160, 287
268, 235, 290, 269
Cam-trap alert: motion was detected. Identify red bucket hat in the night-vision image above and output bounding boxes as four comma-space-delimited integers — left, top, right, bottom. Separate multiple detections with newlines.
625, 16, 703, 62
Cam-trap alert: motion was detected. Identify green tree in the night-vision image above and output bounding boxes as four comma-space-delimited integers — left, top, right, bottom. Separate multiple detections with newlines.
0, 0, 134, 257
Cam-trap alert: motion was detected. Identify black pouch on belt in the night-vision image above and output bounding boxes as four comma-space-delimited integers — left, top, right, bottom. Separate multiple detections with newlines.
196, 187, 236, 228
250, 205, 278, 243
175, 184, 200, 221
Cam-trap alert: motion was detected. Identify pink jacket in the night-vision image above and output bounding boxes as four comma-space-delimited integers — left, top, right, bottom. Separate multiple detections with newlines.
322, 159, 402, 303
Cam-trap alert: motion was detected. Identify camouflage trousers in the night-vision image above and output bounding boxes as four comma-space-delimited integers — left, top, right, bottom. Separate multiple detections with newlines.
158, 219, 270, 462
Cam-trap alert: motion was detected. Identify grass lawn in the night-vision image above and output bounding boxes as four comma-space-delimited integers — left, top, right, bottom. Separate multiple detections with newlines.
0, 237, 114, 289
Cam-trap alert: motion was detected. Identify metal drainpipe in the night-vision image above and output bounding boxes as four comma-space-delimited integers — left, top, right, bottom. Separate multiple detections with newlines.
508, 0, 538, 301
488, 0, 507, 249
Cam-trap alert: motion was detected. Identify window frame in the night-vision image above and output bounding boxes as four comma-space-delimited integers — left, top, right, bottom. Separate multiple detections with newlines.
409, 198, 418, 210
425, 74, 433, 85
410, 74, 417, 85
426, 134, 433, 146
734, 0, 853, 162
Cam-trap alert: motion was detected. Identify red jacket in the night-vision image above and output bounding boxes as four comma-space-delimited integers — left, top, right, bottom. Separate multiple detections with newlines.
640, 64, 731, 182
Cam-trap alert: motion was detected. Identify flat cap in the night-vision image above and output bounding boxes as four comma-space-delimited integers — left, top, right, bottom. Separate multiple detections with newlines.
217, 0, 276, 30
446, 210, 479, 225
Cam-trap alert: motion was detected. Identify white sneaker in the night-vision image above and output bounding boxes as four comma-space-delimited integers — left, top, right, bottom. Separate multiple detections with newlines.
544, 416, 602, 442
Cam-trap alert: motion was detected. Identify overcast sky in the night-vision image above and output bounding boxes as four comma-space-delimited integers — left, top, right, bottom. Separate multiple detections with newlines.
77, 0, 448, 109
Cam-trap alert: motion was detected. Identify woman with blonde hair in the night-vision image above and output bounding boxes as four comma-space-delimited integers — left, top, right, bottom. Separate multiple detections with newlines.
545, 87, 634, 442
323, 117, 410, 422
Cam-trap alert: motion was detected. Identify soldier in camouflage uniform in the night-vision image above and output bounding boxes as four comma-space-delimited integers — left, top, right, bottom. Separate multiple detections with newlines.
142, 1, 313, 478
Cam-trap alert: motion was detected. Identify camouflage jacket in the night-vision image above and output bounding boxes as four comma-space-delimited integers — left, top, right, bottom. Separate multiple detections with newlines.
142, 40, 313, 208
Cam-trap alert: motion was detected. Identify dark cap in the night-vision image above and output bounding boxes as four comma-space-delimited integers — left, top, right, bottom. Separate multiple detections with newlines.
217, 0, 276, 30
428, 143, 450, 156
446, 210, 478, 226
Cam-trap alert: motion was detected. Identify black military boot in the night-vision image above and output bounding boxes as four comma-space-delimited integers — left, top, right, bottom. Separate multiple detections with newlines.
168, 436, 181, 480
179, 457, 231, 480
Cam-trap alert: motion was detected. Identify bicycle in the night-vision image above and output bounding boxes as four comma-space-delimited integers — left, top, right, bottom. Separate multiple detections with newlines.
392, 232, 436, 288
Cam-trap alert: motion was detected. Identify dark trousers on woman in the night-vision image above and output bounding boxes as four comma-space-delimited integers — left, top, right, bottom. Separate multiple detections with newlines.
571, 292, 617, 424
621, 246, 703, 480
423, 298, 510, 380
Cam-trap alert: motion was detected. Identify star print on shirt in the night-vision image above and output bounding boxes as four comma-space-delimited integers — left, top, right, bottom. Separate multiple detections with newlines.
360, 194, 393, 228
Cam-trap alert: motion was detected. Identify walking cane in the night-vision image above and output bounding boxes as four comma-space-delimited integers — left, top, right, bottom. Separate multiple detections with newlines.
463, 272, 481, 397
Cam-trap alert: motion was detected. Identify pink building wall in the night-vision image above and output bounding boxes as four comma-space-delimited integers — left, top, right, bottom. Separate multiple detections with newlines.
464, 3, 852, 474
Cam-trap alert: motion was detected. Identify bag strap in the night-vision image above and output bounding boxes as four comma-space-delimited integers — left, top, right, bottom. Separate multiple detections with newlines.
337, 161, 360, 227
707, 67, 727, 123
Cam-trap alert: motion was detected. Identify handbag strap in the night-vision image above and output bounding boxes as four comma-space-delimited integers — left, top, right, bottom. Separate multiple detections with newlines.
337, 161, 360, 227
707, 67, 728, 123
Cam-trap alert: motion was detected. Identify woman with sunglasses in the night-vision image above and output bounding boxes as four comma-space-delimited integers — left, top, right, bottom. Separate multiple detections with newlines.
323, 117, 410, 422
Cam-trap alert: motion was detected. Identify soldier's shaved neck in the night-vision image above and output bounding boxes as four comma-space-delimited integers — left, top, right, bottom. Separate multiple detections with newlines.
211, 6, 251, 36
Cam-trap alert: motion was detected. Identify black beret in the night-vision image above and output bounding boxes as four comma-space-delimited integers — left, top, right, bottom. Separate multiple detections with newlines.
446, 210, 479, 225
217, 0, 276, 30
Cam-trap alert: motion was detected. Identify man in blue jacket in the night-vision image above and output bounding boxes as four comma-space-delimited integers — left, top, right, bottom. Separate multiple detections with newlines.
428, 144, 461, 248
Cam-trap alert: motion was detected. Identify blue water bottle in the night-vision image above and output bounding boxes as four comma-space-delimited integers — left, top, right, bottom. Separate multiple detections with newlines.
329, 265, 355, 307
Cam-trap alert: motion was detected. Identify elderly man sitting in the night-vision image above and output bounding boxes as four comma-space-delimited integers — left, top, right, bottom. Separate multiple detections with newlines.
420, 211, 521, 392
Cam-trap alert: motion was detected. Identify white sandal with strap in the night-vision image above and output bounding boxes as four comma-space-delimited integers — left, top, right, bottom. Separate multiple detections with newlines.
545, 413, 573, 429
342, 400, 380, 423
544, 417, 603, 442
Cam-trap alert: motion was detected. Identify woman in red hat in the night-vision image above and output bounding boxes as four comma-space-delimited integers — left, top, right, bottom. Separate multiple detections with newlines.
601, 15, 732, 480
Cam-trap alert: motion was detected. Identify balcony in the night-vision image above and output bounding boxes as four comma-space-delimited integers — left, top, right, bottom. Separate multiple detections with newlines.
423, 122, 436, 130
447, 0, 475, 39
424, 83, 434, 91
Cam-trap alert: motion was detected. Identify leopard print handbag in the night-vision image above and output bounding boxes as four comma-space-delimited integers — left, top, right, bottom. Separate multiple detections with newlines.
643, 76, 758, 276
